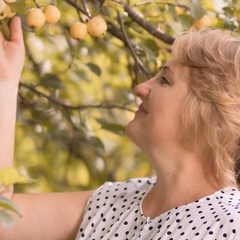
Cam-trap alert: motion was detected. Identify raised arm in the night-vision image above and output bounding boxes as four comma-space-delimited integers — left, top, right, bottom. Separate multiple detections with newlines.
0, 18, 94, 239
0, 16, 25, 198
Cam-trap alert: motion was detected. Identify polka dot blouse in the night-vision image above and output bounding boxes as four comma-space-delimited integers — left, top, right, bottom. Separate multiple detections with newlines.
75, 177, 240, 239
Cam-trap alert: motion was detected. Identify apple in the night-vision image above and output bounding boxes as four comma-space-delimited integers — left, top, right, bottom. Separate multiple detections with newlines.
4, 0, 17, 3
44, 5, 61, 25
87, 16, 107, 37
26, 8, 46, 30
6, 4, 16, 18
70, 21, 88, 40
0, 1, 7, 20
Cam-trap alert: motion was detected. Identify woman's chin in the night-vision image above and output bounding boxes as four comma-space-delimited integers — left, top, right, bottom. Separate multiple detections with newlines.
125, 120, 140, 144
125, 119, 134, 138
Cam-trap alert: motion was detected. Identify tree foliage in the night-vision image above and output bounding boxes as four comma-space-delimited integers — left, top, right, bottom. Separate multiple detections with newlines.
3, 0, 239, 193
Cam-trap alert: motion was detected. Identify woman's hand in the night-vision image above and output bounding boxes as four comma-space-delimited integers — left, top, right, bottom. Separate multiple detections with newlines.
0, 17, 25, 199
0, 17, 25, 84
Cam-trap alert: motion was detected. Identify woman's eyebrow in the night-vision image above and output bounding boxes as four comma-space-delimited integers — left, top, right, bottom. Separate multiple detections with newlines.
162, 65, 173, 73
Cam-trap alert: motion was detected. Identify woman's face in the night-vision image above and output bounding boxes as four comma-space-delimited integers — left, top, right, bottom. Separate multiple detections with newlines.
126, 58, 190, 155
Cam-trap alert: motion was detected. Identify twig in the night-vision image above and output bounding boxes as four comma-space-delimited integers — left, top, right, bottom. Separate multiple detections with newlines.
63, 0, 89, 16
134, 1, 190, 11
133, 0, 153, 7
117, 13, 150, 81
25, 43, 41, 77
82, 0, 92, 18
33, 0, 41, 8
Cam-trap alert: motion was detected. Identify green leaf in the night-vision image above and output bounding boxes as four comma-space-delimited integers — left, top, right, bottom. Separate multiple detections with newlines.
41, 74, 63, 90
103, 0, 125, 13
222, 6, 234, 18
178, 14, 194, 30
86, 63, 101, 76
89, 136, 105, 150
32, 109, 48, 124
137, 42, 156, 60
75, 70, 90, 82
0, 196, 22, 217
189, 0, 206, 21
9, 0, 27, 13
96, 118, 125, 135
0, 210, 15, 228
102, 16, 118, 25
0, 167, 31, 187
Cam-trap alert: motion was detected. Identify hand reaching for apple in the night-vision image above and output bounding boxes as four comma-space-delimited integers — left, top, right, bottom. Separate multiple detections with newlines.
0, 16, 25, 84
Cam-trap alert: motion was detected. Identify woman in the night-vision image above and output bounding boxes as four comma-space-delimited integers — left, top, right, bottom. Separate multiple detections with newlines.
0, 17, 240, 239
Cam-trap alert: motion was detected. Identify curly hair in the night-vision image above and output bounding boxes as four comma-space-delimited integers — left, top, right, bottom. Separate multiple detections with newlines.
172, 28, 240, 187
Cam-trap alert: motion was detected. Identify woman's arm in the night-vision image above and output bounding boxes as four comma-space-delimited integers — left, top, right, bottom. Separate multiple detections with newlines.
0, 16, 25, 198
0, 18, 94, 239
0, 190, 94, 240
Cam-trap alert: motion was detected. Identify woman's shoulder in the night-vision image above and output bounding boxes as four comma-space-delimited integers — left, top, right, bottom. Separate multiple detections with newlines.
213, 186, 240, 207
187, 186, 240, 229
85, 177, 155, 210
96, 176, 156, 193
213, 186, 240, 218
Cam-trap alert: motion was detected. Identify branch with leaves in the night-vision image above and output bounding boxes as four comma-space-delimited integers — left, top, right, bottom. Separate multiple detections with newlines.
19, 83, 135, 113
115, 0, 175, 44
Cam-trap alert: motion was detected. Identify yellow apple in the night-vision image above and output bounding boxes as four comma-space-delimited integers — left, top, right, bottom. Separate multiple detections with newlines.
26, 8, 46, 30
6, 4, 16, 18
4, 0, 17, 3
43, 4, 61, 25
70, 21, 88, 40
87, 16, 107, 37
0, 1, 7, 20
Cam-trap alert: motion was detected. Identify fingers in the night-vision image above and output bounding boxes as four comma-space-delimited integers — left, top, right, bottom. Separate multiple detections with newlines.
0, 31, 4, 42
9, 16, 24, 47
0, 23, 5, 42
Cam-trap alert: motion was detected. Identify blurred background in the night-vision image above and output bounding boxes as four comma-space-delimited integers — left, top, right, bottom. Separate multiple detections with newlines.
10, 0, 240, 193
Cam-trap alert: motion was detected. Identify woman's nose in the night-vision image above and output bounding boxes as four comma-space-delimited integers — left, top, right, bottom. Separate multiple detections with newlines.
133, 80, 151, 100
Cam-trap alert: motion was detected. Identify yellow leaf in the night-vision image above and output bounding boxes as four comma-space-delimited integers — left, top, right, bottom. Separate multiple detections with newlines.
0, 167, 30, 187
0, 196, 22, 217
104, 0, 125, 13
192, 15, 212, 29
200, 0, 216, 12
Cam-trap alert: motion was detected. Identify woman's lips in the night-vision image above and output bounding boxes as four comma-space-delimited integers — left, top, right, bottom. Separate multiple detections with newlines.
139, 103, 148, 114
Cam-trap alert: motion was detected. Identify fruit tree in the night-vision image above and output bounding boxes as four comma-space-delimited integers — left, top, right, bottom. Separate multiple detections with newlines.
0, 0, 239, 193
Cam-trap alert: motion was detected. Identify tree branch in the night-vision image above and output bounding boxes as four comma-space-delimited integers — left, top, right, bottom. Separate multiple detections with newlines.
64, 0, 175, 45
19, 82, 135, 112
116, 0, 175, 44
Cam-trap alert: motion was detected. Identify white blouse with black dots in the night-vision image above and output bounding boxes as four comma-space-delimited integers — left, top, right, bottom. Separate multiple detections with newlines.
75, 177, 240, 240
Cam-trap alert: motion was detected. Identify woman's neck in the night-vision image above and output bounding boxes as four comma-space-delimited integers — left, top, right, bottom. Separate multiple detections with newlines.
142, 151, 221, 219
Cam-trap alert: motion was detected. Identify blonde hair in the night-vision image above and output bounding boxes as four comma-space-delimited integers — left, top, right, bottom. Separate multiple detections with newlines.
172, 28, 240, 187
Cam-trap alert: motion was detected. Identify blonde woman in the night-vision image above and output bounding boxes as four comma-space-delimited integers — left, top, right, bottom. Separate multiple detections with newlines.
1, 17, 240, 239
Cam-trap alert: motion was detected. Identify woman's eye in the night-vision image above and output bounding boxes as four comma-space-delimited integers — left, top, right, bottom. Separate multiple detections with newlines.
160, 76, 169, 85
